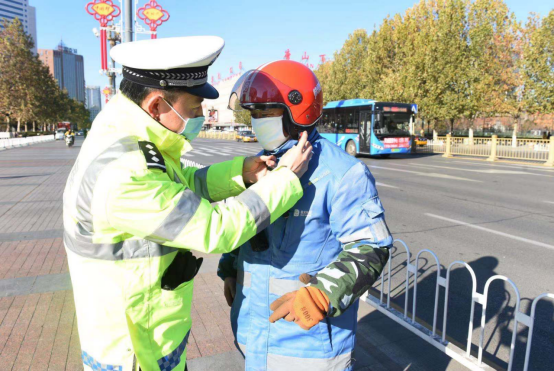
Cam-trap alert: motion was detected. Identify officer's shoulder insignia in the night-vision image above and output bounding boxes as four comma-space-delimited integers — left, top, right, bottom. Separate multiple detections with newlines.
138, 141, 166, 172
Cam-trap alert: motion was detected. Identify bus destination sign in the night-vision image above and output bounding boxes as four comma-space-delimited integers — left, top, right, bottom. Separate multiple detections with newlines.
384, 137, 411, 149
383, 106, 408, 112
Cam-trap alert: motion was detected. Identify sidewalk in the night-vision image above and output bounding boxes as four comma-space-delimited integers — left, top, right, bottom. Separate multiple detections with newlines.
0, 138, 465, 370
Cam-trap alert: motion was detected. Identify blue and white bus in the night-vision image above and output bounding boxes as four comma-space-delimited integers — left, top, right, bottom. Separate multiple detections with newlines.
318, 99, 418, 157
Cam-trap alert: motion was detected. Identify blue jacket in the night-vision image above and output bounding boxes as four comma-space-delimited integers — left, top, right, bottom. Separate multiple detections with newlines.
219, 130, 393, 371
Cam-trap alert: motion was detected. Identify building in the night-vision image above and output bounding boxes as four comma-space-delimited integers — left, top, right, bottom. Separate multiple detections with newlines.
89, 106, 101, 123
0, 0, 37, 54
203, 73, 246, 129
39, 42, 86, 104
86, 86, 102, 109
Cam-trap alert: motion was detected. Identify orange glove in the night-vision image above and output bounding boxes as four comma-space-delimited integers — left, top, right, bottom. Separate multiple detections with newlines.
269, 286, 330, 330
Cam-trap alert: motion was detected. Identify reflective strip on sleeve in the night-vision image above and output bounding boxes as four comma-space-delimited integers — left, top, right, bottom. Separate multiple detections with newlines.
76, 137, 138, 237
64, 232, 177, 261
269, 277, 305, 297
157, 330, 190, 371
82, 350, 122, 371
235, 189, 270, 233
193, 166, 213, 202
237, 270, 251, 288
267, 351, 352, 371
148, 188, 202, 242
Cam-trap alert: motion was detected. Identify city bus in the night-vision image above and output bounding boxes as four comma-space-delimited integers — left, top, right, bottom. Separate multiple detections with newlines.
318, 99, 418, 157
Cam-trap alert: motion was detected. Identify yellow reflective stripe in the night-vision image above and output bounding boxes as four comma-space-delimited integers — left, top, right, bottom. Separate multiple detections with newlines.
64, 232, 177, 261
148, 188, 202, 241
236, 189, 271, 233
267, 351, 352, 371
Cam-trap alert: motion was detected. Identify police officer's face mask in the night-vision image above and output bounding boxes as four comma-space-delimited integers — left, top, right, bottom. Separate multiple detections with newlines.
161, 97, 204, 141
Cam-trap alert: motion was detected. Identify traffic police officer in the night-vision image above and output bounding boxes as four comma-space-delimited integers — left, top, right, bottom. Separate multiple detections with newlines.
63, 37, 312, 371
218, 60, 393, 370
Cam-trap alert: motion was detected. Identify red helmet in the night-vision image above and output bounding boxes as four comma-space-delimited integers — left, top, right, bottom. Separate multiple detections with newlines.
228, 60, 323, 126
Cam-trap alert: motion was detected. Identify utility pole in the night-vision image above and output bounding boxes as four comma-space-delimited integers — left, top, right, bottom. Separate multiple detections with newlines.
124, 0, 133, 42
107, 28, 121, 92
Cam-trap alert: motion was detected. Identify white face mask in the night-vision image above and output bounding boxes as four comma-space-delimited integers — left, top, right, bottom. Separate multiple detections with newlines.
251, 116, 289, 151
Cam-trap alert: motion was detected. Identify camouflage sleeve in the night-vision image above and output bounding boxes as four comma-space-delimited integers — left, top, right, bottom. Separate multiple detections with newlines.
217, 248, 240, 280
308, 242, 389, 317
309, 162, 393, 317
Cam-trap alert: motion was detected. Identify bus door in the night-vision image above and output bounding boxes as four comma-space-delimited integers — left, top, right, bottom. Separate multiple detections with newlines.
358, 111, 371, 153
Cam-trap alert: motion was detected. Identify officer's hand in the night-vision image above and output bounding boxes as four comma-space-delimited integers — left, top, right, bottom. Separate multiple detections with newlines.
278, 131, 312, 178
242, 155, 278, 184
224, 277, 237, 307
269, 287, 329, 330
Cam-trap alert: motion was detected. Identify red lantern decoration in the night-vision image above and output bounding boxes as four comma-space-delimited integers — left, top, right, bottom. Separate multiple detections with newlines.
103, 86, 112, 103
86, 0, 121, 71
137, 1, 170, 39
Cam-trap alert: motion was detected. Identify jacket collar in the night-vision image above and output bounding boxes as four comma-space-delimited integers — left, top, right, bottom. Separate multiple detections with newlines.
263, 129, 321, 158
107, 93, 193, 156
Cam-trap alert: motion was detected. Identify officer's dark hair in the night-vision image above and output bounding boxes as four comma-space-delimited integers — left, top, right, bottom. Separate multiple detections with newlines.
120, 78, 188, 106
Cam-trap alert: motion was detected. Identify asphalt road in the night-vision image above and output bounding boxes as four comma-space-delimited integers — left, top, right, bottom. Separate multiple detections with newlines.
186, 137, 554, 370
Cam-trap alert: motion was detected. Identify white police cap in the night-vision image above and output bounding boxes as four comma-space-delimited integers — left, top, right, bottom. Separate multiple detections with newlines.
110, 36, 224, 99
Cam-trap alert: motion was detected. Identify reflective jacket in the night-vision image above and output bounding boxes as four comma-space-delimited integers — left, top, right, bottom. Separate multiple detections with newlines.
218, 130, 393, 371
63, 94, 303, 371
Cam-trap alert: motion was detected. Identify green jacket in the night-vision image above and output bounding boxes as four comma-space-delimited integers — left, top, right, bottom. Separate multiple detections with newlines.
63, 94, 303, 371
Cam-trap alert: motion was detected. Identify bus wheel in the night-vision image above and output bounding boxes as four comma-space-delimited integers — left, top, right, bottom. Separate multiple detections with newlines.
379, 154, 391, 159
346, 141, 357, 157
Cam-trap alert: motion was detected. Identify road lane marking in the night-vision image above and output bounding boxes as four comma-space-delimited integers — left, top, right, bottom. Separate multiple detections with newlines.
441, 160, 554, 173
425, 213, 554, 251
369, 165, 482, 182
376, 182, 398, 189
392, 163, 554, 177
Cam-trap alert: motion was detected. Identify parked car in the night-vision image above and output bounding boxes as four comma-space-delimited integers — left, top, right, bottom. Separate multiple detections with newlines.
76, 130, 84, 136
55, 129, 66, 140
414, 136, 428, 147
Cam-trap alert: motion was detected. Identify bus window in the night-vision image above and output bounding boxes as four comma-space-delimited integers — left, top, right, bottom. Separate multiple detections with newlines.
345, 112, 359, 134
374, 112, 411, 136
318, 113, 336, 133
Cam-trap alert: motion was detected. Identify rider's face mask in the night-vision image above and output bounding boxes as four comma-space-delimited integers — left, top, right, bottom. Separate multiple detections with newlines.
161, 97, 204, 142
251, 115, 289, 151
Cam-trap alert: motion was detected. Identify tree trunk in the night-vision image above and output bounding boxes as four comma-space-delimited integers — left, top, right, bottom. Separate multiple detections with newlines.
17, 118, 21, 133
24, 123, 28, 132
33, 121, 36, 132
5, 117, 10, 132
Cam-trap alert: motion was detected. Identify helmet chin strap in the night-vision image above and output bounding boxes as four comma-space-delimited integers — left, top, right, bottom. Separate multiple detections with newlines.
282, 111, 316, 140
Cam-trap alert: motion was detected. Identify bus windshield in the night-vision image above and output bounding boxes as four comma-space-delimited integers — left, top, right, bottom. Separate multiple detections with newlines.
374, 113, 411, 136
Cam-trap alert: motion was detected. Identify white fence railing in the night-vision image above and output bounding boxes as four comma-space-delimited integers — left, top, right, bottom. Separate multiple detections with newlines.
0, 135, 55, 150
363, 239, 554, 371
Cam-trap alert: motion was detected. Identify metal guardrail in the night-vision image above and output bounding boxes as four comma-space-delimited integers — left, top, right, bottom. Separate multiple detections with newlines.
417, 135, 554, 166
0, 135, 55, 150
363, 239, 554, 371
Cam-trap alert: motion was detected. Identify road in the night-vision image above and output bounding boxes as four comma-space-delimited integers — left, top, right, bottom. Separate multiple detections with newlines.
187, 137, 554, 370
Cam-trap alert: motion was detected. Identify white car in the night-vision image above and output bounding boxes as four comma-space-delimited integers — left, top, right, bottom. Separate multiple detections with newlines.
55, 129, 66, 140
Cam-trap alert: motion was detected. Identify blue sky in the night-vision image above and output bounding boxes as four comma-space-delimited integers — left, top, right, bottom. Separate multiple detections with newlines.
35, 0, 552, 98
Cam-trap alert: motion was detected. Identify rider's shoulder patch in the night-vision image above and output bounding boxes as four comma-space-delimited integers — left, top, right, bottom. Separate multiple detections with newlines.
138, 141, 166, 172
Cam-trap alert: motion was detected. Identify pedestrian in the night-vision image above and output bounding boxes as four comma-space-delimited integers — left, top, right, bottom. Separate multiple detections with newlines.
218, 60, 393, 371
63, 37, 312, 371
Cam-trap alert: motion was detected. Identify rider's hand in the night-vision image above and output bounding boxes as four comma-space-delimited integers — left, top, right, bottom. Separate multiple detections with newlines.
223, 277, 237, 307
278, 131, 312, 178
269, 286, 329, 330
242, 155, 278, 184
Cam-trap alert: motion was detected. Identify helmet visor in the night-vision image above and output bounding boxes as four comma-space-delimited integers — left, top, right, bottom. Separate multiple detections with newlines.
228, 69, 292, 111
